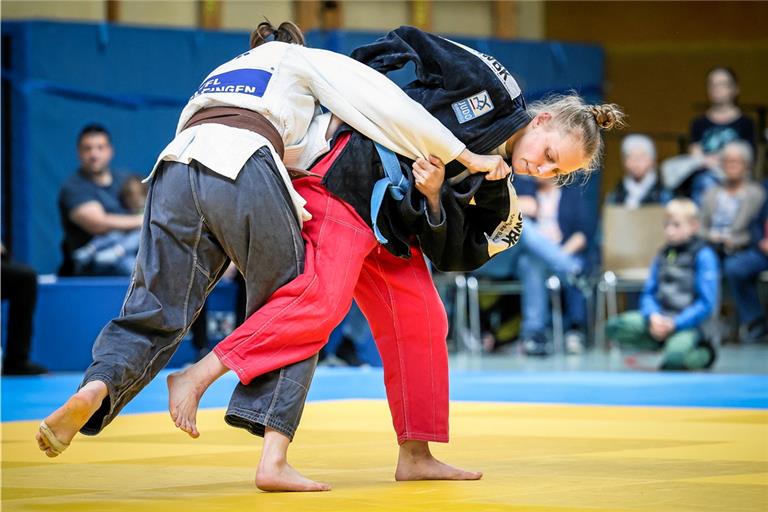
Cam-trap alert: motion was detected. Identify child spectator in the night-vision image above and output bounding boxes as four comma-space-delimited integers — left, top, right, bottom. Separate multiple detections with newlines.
607, 199, 720, 370
71, 176, 146, 276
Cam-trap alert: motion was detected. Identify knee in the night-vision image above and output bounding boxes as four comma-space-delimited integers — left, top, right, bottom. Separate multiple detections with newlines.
723, 254, 752, 281
316, 300, 355, 335
722, 257, 739, 279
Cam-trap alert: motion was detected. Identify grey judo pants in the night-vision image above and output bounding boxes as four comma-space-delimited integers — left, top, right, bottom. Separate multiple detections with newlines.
80, 147, 318, 439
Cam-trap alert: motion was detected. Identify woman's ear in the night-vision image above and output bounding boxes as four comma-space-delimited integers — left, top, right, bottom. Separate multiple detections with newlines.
532, 112, 552, 128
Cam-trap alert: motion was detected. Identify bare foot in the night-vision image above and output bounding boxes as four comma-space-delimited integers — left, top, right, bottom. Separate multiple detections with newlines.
395, 441, 482, 481
167, 351, 229, 438
255, 460, 331, 492
166, 370, 204, 438
35, 381, 107, 458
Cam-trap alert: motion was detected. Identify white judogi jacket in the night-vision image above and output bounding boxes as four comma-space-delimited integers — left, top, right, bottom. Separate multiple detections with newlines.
149, 42, 467, 222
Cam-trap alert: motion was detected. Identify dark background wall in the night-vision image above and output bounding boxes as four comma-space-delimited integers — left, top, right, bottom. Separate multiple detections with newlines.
545, 0, 768, 196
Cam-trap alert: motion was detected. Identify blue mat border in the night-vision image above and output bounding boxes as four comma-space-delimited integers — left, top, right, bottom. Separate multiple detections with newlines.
2, 369, 767, 422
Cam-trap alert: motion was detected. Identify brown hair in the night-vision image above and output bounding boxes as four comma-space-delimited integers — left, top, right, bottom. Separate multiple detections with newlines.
527, 92, 626, 175
250, 20, 305, 49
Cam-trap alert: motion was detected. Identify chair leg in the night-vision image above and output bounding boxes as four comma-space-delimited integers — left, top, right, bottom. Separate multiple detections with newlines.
595, 279, 607, 351
547, 275, 564, 354
466, 276, 482, 355
453, 274, 469, 353
582, 280, 595, 348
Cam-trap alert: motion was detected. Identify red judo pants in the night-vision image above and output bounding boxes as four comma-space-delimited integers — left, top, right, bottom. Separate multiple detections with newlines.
214, 134, 449, 444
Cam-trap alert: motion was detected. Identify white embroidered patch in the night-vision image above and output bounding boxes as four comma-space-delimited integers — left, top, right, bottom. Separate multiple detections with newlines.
452, 90, 495, 124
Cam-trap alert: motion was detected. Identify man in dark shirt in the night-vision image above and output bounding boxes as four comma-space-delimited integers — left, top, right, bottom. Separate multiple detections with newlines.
58, 125, 143, 275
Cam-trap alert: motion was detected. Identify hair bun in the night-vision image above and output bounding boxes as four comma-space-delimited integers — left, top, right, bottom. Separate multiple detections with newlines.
588, 104, 626, 131
250, 20, 305, 49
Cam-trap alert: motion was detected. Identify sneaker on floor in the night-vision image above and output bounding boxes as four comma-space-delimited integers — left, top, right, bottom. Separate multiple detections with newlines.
318, 355, 349, 367
565, 329, 586, 355
522, 333, 550, 357
740, 319, 768, 344
2, 361, 48, 375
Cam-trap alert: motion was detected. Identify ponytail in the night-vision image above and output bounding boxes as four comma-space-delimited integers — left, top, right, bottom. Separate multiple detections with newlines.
250, 20, 306, 49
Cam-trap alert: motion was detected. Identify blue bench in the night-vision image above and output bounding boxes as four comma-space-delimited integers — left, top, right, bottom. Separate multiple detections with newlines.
11, 277, 237, 372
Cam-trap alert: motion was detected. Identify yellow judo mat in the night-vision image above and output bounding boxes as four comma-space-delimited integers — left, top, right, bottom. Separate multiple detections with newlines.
3, 400, 767, 511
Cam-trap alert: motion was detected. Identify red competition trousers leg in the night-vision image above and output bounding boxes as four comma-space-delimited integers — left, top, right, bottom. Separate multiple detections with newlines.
213, 134, 449, 442
354, 245, 450, 444
213, 176, 378, 383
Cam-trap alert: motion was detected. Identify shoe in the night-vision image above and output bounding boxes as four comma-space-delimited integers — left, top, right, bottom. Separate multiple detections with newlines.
2, 361, 48, 375
318, 355, 348, 367
565, 329, 585, 355
699, 340, 717, 370
740, 319, 768, 344
522, 332, 550, 357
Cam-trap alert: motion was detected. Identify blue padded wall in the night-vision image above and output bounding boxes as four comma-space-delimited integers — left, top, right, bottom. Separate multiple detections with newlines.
0, 278, 237, 371
1, 21, 603, 273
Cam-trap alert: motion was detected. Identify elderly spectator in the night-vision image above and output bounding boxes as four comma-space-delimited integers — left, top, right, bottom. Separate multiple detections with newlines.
607, 134, 670, 208
700, 141, 765, 257
607, 199, 719, 371
722, 179, 768, 342
690, 67, 755, 169
58, 124, 143, 276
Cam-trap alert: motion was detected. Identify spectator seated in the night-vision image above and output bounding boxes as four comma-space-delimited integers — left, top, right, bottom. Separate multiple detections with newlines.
606, 199, 720, 371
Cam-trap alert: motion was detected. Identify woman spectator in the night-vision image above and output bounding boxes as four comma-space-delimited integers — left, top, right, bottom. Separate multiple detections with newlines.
700, 141, 766, 342
607, 134, 670, 208
689, 67, 755, 169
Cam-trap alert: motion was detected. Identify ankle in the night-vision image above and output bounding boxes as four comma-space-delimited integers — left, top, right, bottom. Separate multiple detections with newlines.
79, 380, 108, 403
399, 441, 431, 461
259, 452, 288, 469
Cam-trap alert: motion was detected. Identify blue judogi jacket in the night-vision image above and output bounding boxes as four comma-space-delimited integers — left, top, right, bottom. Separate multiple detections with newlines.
319, 26, 531, 271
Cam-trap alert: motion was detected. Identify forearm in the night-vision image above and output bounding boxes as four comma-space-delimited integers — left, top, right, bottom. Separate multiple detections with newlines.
561, 232, 586, 255
673, 301, 711, 331
302, 47, 465, 163
87, 214, 143, 235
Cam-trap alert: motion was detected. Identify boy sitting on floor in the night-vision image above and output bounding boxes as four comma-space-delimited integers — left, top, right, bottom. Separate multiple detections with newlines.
606, 198, 720, 370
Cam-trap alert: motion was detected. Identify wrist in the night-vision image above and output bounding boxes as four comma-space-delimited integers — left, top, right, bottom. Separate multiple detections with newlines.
455, 149, 476, 171
426, 193, 440, 211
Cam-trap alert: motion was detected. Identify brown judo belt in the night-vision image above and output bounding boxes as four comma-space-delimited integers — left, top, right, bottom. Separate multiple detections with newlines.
182, 106, 321, 179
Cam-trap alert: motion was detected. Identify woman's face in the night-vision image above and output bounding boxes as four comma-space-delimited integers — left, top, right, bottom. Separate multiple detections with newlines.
623, 149, 654, 181
707, 69, 738, 105
721, 146, 749, 183
509, 113, 588, 180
